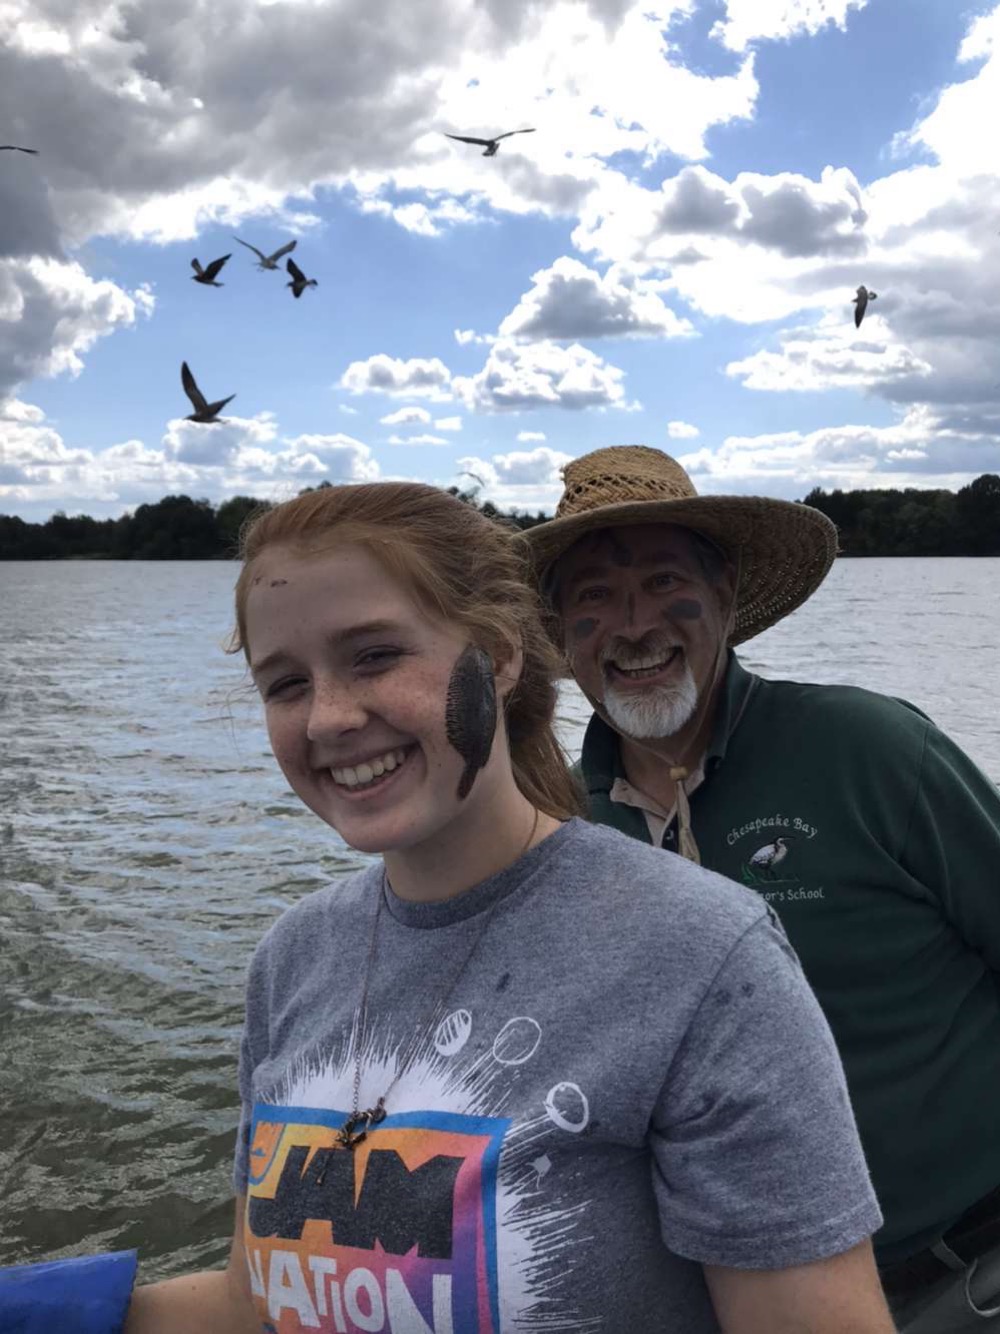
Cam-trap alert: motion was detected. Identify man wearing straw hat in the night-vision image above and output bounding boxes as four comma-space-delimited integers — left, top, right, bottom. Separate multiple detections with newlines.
524, 444, 1000, 1333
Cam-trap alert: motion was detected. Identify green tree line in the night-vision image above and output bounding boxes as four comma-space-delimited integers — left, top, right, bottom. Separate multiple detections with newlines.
0, 486, 553, 561
802, 475, 1000, 555
1, 475, 998, 560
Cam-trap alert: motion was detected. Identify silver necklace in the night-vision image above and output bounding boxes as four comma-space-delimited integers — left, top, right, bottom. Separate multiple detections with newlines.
334, 807, 540, 1151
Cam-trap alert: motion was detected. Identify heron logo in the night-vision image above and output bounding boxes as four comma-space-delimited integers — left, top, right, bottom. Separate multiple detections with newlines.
745, 836, 792, 882
724, 813, 823, 901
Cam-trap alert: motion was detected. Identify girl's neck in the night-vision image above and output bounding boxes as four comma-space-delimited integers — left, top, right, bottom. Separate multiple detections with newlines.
382, 780, 560, 904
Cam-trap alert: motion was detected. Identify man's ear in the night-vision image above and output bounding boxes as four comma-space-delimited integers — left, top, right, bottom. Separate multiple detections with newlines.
717, 558, 738, 612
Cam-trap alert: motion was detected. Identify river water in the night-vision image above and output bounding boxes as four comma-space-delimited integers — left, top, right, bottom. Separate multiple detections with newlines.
0, 558, 997, 1279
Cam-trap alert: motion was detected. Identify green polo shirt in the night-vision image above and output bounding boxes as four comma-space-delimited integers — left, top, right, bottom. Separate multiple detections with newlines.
577, 652, 1000, 1264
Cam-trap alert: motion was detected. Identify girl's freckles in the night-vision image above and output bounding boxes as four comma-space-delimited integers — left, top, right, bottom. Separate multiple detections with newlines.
269, 578, 288, 587
572, 617, 599, 641
663, 599, 703, 621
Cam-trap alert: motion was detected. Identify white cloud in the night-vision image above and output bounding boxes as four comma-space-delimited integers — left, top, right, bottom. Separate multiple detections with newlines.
454, 329, 495, 346
0, 258, 153, 398
357, 196, 480, 238
453, 339, 633, 412
340, 353, 454, 401
0, 401, 380, 518
457, 445, 574, 508
339, 404, 359, 415
897, 7, 1000, 176
667, 420, 700, 438
163, 413, 280, 467
565, 12, 1000, 443
726, 317, 932, 393
0, 0, 760, 255
498, 256, 694, 341
385, 433, 449, 445
574, 163, 869, 274
677, 405, 1000, 498
379, 405, 433, 425
710, 0, 869, 52
434, 415, 462, 430
517, 430, 547, 441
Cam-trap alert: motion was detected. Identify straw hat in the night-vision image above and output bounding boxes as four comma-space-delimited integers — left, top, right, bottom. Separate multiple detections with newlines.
522, 445, 838, 646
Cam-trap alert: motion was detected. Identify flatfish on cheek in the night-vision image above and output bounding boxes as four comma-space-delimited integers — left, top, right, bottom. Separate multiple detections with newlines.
445, 645, 498, 799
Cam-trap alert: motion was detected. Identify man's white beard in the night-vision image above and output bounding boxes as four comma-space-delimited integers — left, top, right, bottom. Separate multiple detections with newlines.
602, 661, 699, 739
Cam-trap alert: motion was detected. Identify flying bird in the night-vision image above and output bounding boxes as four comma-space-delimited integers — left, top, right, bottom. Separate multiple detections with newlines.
286, 256, 317, 298
181, 361, 235, 423
232, 235, 297, 270
853, 285, 877, 327
190, 254, 230, 287
1, 145, 38, 154
444, 129, 536, 157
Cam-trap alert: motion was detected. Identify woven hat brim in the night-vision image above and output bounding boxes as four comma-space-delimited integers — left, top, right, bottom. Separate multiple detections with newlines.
521, 494, 838, 646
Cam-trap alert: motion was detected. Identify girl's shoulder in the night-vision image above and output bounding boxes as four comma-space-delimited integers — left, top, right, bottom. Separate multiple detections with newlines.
250, 862, 380, 970
542, 818, 769, 948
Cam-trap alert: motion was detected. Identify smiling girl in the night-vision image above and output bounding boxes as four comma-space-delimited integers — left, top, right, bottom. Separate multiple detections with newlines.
111, 481, 896, 1334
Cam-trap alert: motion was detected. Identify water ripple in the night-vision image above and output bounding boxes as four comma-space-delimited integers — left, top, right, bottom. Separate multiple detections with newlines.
1, 556, 997, 1279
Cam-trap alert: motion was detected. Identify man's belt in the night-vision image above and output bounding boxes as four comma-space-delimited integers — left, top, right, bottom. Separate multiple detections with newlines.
880, 1182, 1000, 1300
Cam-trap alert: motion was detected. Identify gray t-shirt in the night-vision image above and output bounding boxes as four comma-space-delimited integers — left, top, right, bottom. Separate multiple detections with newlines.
234, 819, 880, 1333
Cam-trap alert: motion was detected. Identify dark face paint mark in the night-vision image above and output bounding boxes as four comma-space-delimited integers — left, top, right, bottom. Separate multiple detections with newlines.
445, 644, 497, 800
252, 574, 264, 585
496, 972, 511, 993
583, 530, 633, 566
608, 538, 632, 568
662, 598, 702, 622
740, 982, 755, 998
572, 617, 599, 641
269, 579, 288, 588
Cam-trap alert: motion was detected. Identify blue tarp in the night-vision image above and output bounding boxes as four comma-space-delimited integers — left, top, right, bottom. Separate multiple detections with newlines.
0, 1250, 138, 1334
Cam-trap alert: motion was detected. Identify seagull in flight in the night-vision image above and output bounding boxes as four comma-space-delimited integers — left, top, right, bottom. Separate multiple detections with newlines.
1, 145, 38, 154
445, 129, 535, 157
190, 254, 230, 287
232, 235, 297, 270
286, 256, 317, 298
181, 362, 235, 423
853, 285, 877, 328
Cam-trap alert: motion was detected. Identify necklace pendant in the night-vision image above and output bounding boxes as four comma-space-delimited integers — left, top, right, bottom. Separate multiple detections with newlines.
336, 1099, 386, 1150
335, 1116, 367, 1150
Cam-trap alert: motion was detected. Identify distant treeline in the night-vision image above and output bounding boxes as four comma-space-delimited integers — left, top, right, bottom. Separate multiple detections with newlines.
0, 486, 553, 561
803, 474, 1000, 556
1, 475, 998, 560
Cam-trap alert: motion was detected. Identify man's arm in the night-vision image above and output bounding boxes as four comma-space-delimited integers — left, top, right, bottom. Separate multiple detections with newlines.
899, 720, 1000, 968
123, 1196, 259, 1334
705, 1239, 896, 1334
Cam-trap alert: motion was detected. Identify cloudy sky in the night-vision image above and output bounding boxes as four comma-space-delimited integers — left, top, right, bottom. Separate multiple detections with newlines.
3, 0, 1000, 521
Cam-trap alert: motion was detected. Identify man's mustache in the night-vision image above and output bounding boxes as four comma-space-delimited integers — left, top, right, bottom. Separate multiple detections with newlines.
600, 631, 679, 672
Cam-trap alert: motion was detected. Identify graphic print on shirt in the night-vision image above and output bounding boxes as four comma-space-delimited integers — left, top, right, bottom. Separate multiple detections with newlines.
244, 1009, 597, 1334
723, 811, 826, 905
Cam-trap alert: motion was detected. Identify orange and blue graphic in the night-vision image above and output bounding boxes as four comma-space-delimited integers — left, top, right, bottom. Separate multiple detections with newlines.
245, 1102, 509, 1333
